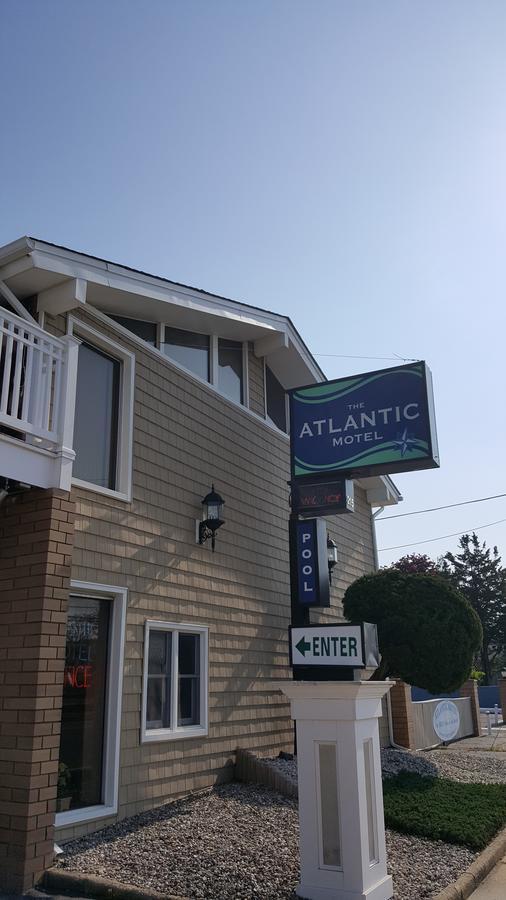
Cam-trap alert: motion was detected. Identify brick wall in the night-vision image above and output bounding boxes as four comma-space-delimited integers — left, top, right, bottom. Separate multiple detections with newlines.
389, 680, 415, 749
460, 679, 480, 736
0, 488, 75, 894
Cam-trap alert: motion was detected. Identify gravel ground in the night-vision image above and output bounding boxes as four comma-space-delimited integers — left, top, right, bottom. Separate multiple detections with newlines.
57, 785, 299, 900
56, 781, 476, 900
385, 831, 475, 900
267, 746, 506, 785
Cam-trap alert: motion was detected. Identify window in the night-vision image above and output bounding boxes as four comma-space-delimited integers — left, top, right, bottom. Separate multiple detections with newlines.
69, 318, 135, 501
56, 582, 127, 828
110, 315, 157, 346
73, 343, 120, 490
162, 326, 210, 382
218, 338, 243, 404
265, 365, 287, 432
142, 621, 208, 742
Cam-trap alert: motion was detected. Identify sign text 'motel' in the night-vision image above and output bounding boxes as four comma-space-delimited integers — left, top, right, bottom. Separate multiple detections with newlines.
291, 518, 330, 608
289, 361, 439, 480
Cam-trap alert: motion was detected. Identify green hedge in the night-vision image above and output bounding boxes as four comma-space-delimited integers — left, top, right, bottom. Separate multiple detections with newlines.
383, 773, 506, 850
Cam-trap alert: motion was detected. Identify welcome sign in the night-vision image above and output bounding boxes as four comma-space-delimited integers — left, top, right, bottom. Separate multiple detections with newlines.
289, 361, 439, 480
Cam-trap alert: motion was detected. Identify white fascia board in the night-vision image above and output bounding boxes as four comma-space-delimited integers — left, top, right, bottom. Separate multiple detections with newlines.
287, 334, 325, 383
0, 236, 35, 267
9, 238, 325, 383
25, 243, 279, 331
0, 253, 36, 282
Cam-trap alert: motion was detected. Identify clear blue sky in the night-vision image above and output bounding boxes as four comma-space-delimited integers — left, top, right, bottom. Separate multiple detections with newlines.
2, 0, 505, 566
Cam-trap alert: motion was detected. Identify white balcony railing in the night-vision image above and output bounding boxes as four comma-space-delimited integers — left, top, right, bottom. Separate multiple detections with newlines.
0, 307, 79, 489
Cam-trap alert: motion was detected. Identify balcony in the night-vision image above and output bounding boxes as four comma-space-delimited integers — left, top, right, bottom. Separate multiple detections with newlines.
0, 307, 78, 490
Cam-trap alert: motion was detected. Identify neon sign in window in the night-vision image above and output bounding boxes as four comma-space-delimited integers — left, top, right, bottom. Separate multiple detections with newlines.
57, 596, 110, 811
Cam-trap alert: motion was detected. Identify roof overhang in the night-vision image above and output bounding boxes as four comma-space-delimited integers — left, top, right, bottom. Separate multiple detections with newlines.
359, 475, 403, 508
0, 237, 403, 507
0, 237, 323, 389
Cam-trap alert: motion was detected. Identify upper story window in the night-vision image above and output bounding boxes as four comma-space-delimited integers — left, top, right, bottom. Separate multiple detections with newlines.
73, 343, 120, 490
265, 365, 287, 432
70, 317, 135, 501
218, 338, 243, 404
110, 316, 156, 346
105, 313, 249, 411
162, 326, 210, 382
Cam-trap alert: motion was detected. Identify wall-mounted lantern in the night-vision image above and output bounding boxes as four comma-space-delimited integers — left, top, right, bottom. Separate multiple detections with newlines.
198, 485, 225, 551
327, 536, 338, 583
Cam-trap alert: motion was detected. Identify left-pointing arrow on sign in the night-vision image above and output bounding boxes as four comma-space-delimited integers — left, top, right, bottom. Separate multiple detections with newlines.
295, 636, 311, 657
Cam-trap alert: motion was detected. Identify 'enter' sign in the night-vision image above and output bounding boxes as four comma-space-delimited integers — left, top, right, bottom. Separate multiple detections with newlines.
290, 624, 364, 667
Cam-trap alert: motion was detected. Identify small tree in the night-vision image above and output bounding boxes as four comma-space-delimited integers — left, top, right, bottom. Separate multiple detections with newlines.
389, 553, 441, 575
343, 569, 482, 693
442, 533, 506, 683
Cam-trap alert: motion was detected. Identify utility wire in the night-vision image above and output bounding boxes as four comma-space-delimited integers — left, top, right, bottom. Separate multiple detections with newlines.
379, 517, 506, 552
314, 353, 419, 362
376, 492, 506, 521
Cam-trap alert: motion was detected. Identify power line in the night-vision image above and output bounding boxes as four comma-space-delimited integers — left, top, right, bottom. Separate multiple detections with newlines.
378, 517, 506, 552
376, 493, 506, 521
314, 353, 419, 362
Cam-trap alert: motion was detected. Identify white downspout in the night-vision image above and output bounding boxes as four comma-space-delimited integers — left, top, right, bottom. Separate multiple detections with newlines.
386, 681, 411, 751
371, 506, 384, 571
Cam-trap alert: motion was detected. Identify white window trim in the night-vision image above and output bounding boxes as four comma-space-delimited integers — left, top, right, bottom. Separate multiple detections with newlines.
242, 341, 249, 408
210, 333, 218, 387
68, 316, 135, 502
142, 620, 209, 743
55, 581, 127, 829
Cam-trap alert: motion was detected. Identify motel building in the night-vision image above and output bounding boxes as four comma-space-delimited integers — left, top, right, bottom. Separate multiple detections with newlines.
0, 237, 401, 894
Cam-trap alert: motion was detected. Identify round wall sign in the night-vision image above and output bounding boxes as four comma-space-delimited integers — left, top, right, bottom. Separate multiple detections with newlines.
433, 699, 460, 742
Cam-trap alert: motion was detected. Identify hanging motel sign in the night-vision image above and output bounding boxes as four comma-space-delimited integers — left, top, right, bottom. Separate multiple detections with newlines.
289, 361, 439, 481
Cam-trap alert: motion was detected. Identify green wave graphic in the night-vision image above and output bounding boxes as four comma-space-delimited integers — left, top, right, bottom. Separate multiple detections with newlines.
294, 441, 429, 473
293, 366, 423, 405
294, 377, 363, 399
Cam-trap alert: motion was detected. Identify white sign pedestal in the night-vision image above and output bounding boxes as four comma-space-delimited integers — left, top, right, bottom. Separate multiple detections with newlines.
274, 680, 393, 900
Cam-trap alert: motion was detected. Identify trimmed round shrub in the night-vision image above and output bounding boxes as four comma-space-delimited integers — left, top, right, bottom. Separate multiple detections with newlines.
343, 570, 482, 693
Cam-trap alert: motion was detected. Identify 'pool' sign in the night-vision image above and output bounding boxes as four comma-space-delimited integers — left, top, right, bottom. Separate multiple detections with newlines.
291, 518, 330, 607
289, 361, 439, 480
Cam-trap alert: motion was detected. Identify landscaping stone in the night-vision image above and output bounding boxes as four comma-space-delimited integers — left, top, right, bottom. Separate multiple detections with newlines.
55, 782, 476, 900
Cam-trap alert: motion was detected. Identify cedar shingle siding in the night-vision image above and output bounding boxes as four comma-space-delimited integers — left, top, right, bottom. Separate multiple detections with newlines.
43, 308, 376, 842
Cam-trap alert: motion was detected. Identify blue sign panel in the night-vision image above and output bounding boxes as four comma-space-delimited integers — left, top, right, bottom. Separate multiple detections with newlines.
289, 361, 439, 480
293, 518, 330, 607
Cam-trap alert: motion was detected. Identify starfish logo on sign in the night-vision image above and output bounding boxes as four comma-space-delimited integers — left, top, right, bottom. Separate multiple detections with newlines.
392, 427, 418, 457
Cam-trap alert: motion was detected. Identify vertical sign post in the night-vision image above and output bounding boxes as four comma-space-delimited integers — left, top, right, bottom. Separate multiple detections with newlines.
273, 679, 394, 900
